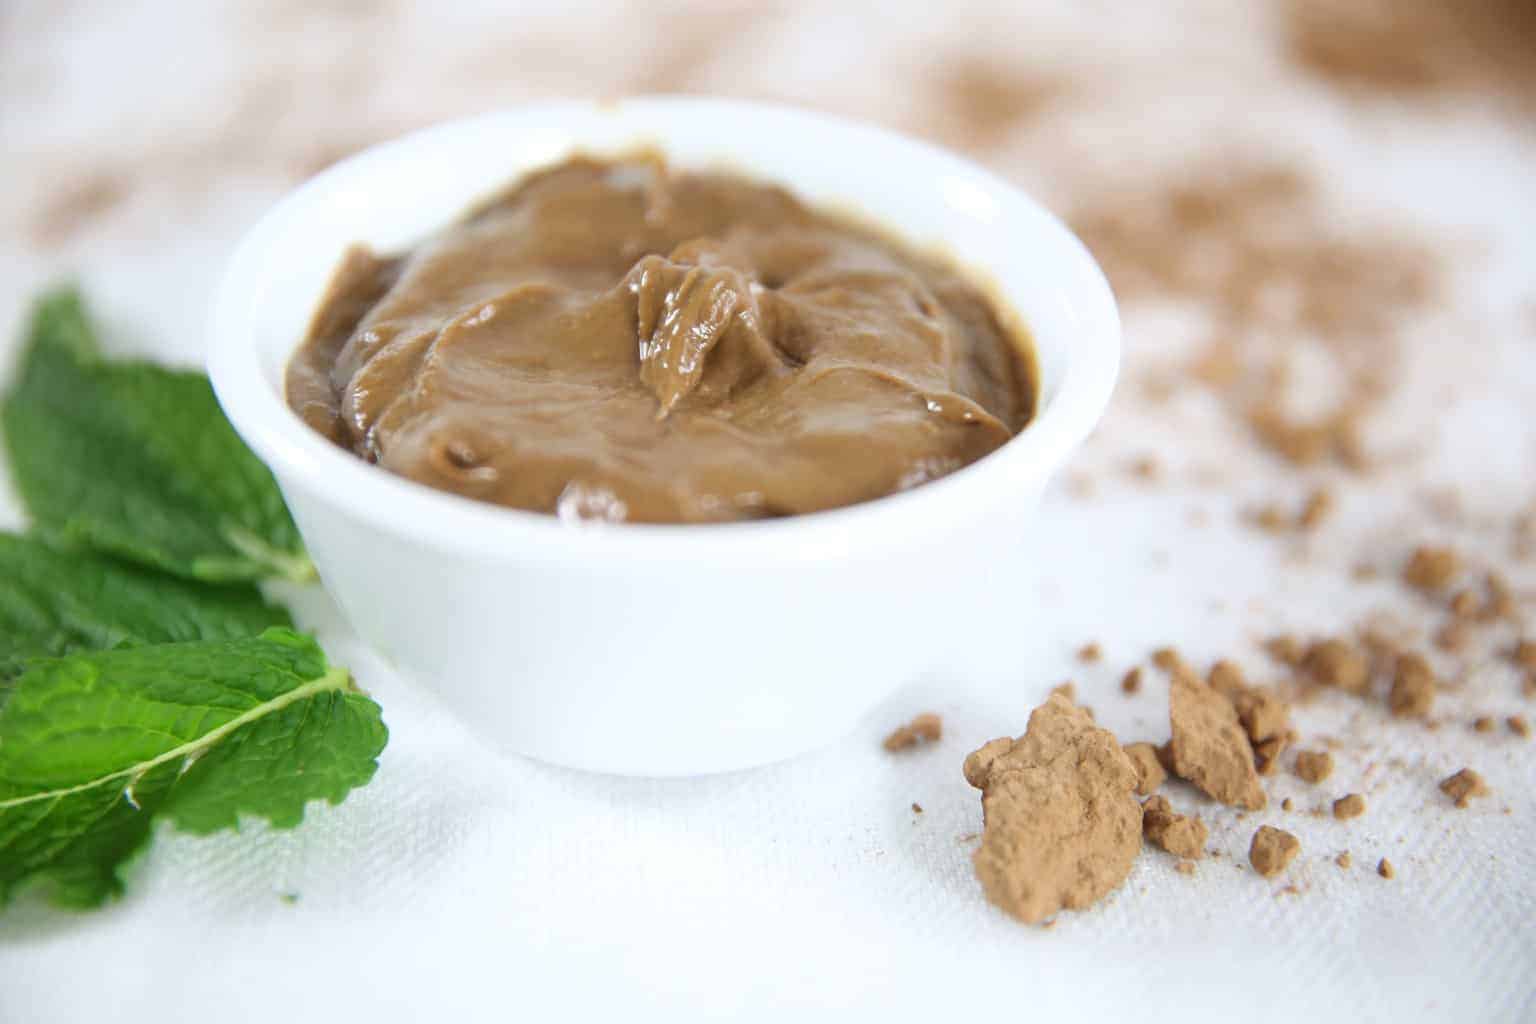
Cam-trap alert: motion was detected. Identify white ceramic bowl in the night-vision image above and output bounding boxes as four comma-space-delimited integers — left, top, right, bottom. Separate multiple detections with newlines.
208, 98, 1119, 776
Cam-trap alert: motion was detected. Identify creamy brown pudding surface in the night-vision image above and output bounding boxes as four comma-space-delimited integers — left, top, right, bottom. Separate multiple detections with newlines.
287, 156, 1037, 523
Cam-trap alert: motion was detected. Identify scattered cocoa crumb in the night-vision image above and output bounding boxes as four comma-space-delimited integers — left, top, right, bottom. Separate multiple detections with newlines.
912, 802, 923, 814
1170, 672, 1267, 809
1175, 860, 1196, 876
1510, 715, 1531, 739
1294, 749, 1335, 784
1142, 795, 1209, 859
1071, 163, 1435, 473
883, 713, 943, 752
1065, 473, 1097, 500
1249, 826, 1301, 878
1303, 639, 1371, 693
1266, 635, 1306, 667
928, 59, 1066, 151
1128, 455, 1162, 482
1472, 716, 1495, 734
1283, 797, 1295, 811
1377, 857, 1395, 880
1525, 673, 1536, 699
1248, 406, 1364, 469
1336, 851, 1352, 868
1285, 0, 1536, 105
1298, 488, 1334, 530
1151, 647, 1191, 678
1077, 642, 1103, 664
1439, 768, 1489, 808
1123, 742, 1168, 796
963, 694, 1142, 924
1388, 652, 1436, 718
1235, 688, 1290, 744
1253, 735, 1290, 776
1332, 793, 1367, 820
1120, 667, 1143, 695
29, 171, 131, 247
1404, 546, 1459, 592
1208, 660, 1248, 699
1249, 504, 1290, 533
1513, 641, 1536, 672
1435, 619, 1472, 654
1450, 589, 1480, 618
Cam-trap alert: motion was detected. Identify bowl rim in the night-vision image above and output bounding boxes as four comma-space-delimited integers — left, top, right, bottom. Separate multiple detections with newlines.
208, 96, 1119, 564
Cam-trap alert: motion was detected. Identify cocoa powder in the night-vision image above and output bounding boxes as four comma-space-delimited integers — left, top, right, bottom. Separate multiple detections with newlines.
1142, 795, 1208, 860
1332, 794, 1367, 820
1388, 653, 1436, 718
1170, 671, 1267, 810
1440, 768, 1489, 808
1294, 749, 1335, 784
1123, 742, 1168, 797
1249, 826, 1301, 878
964, 695, 1142, 924
883, 713, 943, 752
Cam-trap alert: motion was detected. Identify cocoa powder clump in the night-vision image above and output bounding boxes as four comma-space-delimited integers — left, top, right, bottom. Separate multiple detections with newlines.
1207, 660, 1248, 699
1294, 749, 1335, 784
1249, 826, 1301, 878
1510, 715, 1531, 739
1439, 768, 1489, 808
1389, 653, 1437, 718
1236, 689, 1290, 745
1266, 635, 1307, 667
1123, 742, 1168, 796
1253, 734, 1290, 776
1121, 668, 1143, 695
1450, 589, 1480, 619
1404, 546, 1459, 592
1378, 857, 1396, 880
1333, 793, 1367, 820
1298, 488, 1334, 530
1152, 647, 1193, 679
1303, 639, 1371, 693
1142, 795, 1209, 860
1170, 672, 1267, 809
883, 713, 943, 752
963, 695, 1142, 924
1436, 620, 1472, 654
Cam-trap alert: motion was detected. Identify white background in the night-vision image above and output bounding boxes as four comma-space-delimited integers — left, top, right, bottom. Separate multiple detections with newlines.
1, 2, 1533, 1020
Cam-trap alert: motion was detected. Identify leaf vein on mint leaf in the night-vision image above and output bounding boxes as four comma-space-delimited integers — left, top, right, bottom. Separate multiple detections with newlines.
0, 533, 292, 682
1, 286, 313, 583
0, 630, 386, 909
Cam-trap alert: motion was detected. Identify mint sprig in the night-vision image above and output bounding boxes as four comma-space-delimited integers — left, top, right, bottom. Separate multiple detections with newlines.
0, 630, 386, 908
1, 289, 314, 583
0, 533, 292, 682
0, 287, 388, 912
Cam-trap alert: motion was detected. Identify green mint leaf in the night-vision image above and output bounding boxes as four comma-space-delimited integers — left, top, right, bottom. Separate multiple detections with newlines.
0, 629, 386, 909
1, 287, 314, 583
0, 532, 292, 682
